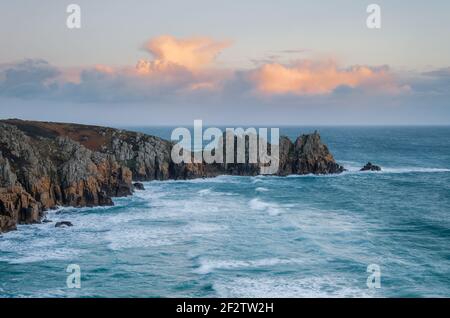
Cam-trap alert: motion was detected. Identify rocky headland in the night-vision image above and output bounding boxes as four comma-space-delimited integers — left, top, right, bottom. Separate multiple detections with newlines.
0, 119, 344, 233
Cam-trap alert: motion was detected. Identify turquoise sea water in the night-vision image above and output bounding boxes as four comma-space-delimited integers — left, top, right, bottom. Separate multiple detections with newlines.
0, 126, 449, 297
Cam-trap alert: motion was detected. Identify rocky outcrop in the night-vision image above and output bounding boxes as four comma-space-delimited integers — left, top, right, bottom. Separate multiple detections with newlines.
360, 162, 381, 171
1, 119, 172, 182
0, 122, 132, 233
167, 131, 344, 178
292, 132, 345, 175
276, 132, 345, 175
0, 119, 344, 233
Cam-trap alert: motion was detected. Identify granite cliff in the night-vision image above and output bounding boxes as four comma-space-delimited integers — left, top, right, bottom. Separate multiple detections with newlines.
0, 119, 344, 233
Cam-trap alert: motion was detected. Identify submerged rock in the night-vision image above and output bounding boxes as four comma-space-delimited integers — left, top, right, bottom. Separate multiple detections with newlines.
55, 221, 73, 228
360, 162, 381, 171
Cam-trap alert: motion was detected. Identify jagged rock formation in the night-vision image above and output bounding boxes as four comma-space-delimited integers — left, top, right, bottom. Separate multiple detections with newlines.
0, 119, 344, 233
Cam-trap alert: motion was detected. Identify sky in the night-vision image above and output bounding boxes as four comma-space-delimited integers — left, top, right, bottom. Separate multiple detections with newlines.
0, 0, 449, 125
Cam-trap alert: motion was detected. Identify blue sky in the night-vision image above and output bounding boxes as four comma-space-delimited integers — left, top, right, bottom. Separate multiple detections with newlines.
0, 0, 449, 125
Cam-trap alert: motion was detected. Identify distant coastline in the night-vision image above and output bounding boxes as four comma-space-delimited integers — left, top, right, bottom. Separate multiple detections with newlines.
1, 119, 344, 233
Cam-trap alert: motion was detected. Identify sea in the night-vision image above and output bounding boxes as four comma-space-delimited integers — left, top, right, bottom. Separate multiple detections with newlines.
0, 126, 449, 297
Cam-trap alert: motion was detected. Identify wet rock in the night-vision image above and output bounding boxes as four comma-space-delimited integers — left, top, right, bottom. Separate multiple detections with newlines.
133, 182, 145, 191
360, 162, 381, 171
55, 221, 73, 228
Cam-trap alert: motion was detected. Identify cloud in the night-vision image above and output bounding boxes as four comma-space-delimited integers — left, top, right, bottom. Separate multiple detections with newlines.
0, 59, 60, 98
130, 35, 232, 95
279, 49, 310, 54
248, 60, 409, 96
138, 35, 231, 72
422, 67, 450, 78
403, 67, 450, 96
0, 36, 418, 104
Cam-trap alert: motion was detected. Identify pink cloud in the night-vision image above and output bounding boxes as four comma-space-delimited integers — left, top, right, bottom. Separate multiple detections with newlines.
249, 60, 409, 95
2, 36, 411, 102
138, 35, 231, 72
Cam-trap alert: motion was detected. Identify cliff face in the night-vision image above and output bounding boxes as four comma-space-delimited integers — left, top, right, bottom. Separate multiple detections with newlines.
0, 122, 132, 233
0, 119, 344, 233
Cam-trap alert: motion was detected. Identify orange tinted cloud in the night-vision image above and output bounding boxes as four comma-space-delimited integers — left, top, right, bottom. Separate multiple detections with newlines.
140, 35, 231, 72
134, 35, 231, 92
250, 60, 407, 95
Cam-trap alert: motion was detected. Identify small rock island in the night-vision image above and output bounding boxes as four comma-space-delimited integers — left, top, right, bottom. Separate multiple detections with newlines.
360, 162, 382, 171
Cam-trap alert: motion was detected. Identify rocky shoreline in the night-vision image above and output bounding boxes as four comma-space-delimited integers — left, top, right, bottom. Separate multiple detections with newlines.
0, 119, 345, 233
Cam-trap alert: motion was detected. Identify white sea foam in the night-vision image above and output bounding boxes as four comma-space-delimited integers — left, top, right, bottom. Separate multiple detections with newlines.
213, 276, 375, 298
187, 222, 228, 233
380, 167, 450, 173
106, 227, 179, 250
198, 188, 212, 195
0, 225, 83, 264
255, 187, 269, 192
148, 175, 242, 184
249, 198, 282, 215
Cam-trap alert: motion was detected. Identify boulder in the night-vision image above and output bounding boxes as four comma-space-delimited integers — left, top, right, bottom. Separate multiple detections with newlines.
133, 182, 145, 191
360, 162, 381, 171
55, 221, 73, 228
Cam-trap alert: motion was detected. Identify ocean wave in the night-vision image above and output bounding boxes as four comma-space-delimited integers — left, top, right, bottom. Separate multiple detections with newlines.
0, 226, 83, 264
198, 188, 212, 195
255, 187, 269, 192
194, 257, 304, 275
0, 248, 83, 265
106, 220, 227, 251
187, 222, 228, 233
379, 167, 450, 173
46, 204, 121, 214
